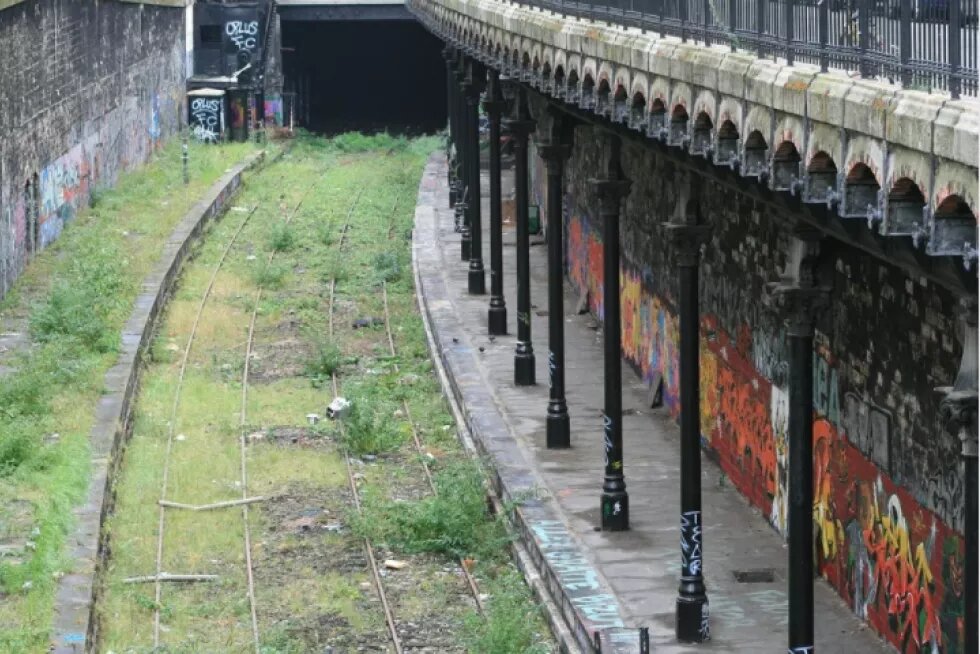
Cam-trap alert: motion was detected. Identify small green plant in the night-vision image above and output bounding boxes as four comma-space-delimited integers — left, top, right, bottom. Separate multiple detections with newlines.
350, 459, 508, 559
268, 223, 297, 252
462, 569, 551, 654
304, 339, 343, 385
372, 251, 402, 283
340, 397, 402, 456
252, 262, 288, 289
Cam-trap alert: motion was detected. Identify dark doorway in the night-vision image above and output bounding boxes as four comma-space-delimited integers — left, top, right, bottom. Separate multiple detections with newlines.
282, 19, 446, 135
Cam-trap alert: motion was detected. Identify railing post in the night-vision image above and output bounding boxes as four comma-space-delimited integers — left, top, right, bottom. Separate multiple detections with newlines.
785, 0, 795, 66
728, 0, 737, 52
899, 0, 911, 86
681, 0, 690, 41
756, 0, 765, 58
819, 0, 829, 72
703, 0, 712, 46
949, 0, 962, 98
858, 0, 871, 78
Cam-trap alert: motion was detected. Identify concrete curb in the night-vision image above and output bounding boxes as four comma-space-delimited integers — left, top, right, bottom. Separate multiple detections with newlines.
411, 153, 647, 654
51, 148, 273, 654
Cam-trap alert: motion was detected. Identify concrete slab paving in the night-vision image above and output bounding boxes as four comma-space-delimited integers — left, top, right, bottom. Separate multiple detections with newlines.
414, 153, 895, 653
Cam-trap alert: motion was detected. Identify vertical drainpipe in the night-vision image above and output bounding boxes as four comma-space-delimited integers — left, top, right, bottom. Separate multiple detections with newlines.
537, 111, 573, 449
667, 177, 712, 642
591, 135, 631, 531
483, 70, 509, 336
465, 59, 486, 295
938, 297, 978, 654
768, 227, 828, 654
505, 84, 537, 386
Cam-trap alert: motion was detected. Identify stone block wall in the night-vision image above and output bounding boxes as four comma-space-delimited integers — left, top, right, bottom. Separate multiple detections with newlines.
526, 94, 968, 653
0, 0, 186, 298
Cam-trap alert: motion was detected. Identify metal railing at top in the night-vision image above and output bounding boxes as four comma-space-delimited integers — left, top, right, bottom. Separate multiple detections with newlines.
519, 0, 977, 98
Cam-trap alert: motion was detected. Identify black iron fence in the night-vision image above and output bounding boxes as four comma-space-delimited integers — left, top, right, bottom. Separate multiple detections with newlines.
524, 0, 978, 97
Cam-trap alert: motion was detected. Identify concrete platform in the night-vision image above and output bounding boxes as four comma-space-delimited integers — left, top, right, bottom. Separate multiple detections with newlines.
413, 153, 895, 654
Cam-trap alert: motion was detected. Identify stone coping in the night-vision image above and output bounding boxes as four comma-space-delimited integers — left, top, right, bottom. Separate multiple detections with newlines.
412, 153, 647, 654
51, 148, 272, 654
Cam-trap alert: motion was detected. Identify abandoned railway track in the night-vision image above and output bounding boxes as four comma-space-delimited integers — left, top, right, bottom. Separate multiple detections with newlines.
97, 135, 553, 654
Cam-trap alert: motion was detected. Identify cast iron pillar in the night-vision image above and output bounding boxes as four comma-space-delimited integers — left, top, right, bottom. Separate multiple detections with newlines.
455, 53, 471, 260
769, 228, 828, 654
464, 60, 486, 295
504, 84, 536, 386
537, 114, 573, 449
939, 298, 978, 654
667, 214, 712, 642
443, 46, 459, 208
483, 71, 508, 335
591, 136, 631, 531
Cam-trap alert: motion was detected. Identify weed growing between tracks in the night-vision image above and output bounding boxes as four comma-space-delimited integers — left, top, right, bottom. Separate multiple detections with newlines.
0, 138, 261, 652
98, 134, 555, 653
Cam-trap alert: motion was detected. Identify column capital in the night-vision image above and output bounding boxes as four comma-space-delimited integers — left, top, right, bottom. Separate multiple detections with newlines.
590, 178, 632, 215
938, 390, 979, 456
537, 142, 572, 170
664, 223, 711, 266
767, 283, 830, 337
504, 117, 536, 139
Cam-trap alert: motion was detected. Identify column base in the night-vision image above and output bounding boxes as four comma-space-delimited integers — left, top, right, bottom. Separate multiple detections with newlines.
600, 490, 629, 531
514, 349, 536, 386
676, 593, 710, 643
546, 405, 570, 448
460, 230, 471, 261
468, 267, 486, 295
488, 303, 507, 335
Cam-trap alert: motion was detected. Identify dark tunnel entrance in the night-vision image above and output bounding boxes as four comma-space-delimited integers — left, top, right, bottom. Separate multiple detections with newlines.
282, 19, 447, 135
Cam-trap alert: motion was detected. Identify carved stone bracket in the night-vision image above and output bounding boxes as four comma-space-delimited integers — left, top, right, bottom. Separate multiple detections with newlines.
591, 178, 633, 215
664, 224, 711, 267
538, 143, 572, 172
938, 296, 979, 457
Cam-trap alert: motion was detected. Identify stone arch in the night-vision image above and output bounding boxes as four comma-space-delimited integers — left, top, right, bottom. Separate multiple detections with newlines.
774, 116, 805, 162
692, 89, 716, 124
844, 136, 885, 190
612, 84, 629, 121
804, 150, 839, 203
716, 119, 740, 165
743, 129, 769, 177
771, 140, 802, 191
596, 78, 613, 115
884, 176, 927, 235
933, 162, 978, 218
935, 194, 973, 219
691, 111, 713, 155
554, 64, 566, 90
669, 104, 689, 146
540, 61, 552, 91
566, 68, 580, 101
630, 90, 647, 127
842, 162, 881, 219
597, 61, 614, 86
649, 97, 668, 136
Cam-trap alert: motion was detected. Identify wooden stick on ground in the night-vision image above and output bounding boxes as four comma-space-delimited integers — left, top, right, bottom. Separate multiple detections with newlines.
158, 497, 265, 511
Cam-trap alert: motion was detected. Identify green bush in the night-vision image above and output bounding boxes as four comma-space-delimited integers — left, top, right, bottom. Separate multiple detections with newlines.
268, 223, 297, 252
252, 262, 288, 289
304, 339, 344, 386
350, 459, 507, 560
462, 569, 551, 654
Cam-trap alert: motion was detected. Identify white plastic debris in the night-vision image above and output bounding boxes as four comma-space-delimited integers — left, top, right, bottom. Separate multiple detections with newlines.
326, 397, 351, 420
306, 413, 320, 425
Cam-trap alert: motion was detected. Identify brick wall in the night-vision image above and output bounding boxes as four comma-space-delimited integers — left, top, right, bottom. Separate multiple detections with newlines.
526, 94, 968, 653
0, 0, 186, 298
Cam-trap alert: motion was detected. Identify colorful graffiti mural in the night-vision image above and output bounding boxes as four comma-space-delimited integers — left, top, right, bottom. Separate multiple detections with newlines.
561, 207, 966, 653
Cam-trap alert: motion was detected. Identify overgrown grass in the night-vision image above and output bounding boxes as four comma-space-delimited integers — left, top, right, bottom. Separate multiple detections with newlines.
0, 137, 261, 652
339, 378, 405, 456
351, 459, 508, 560
463, 570, 553, 654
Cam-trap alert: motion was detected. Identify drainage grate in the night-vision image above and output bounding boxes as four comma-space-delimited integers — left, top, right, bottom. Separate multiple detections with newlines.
732, 569, 775, 583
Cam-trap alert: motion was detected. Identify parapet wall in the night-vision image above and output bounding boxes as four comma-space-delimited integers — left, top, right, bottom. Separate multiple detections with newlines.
0, 0, 187, 299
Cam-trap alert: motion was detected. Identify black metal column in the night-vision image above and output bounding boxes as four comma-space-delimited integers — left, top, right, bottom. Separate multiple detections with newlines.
537, 120, 572, 449
771, 231, 827, 654
667, 216, 711, 642
443, 46, 459, 208
483, 71, 508, 335
464, 61, 486, 295
505, 85, 536, 386
939, 299, 978, 654
455, 53, 471, 260
591, 136, 631, 531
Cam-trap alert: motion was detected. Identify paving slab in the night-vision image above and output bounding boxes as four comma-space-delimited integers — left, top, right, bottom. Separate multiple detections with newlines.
413, 153, 895, 654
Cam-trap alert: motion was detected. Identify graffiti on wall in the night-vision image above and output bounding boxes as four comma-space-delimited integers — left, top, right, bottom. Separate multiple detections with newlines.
264, 95, 284, 128
561, 207, 965, 654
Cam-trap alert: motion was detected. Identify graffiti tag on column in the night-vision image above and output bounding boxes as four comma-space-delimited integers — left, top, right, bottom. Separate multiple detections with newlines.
602, 413, 616, 469
680, 510, 702, 577
190, 98, 220, 143
548, 350, 556, 385
225, 20, 259, 52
